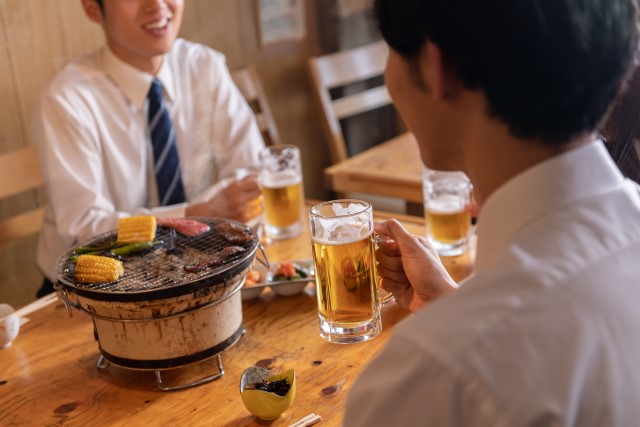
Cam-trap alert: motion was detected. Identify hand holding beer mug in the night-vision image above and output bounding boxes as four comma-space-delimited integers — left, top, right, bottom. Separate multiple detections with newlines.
422, 167, 473, 256
259, 145, 304, 240
310, 200, 393, 344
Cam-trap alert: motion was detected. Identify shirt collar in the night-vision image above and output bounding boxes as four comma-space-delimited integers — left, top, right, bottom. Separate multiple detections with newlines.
101, 46, 175, 110
475, 139, 625, 272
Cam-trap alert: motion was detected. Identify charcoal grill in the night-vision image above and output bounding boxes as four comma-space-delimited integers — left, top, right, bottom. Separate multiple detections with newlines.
55, 217, 267, 391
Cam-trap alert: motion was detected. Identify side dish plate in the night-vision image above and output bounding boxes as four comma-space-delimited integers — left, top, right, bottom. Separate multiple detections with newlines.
241, 259, 315, 300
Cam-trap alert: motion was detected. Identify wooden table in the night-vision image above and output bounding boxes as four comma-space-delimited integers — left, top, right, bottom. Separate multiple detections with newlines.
0, 209, 473, 426
324, 133, 423, 204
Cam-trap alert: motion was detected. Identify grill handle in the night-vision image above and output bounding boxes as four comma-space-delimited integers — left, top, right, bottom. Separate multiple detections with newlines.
255, 244, 270, 270
55, 283, 75, 318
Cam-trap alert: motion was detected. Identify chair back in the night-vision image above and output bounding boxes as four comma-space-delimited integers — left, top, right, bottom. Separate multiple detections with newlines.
232, 66, 280, 146
308, 41, 393, 164
0, 145, 45, 241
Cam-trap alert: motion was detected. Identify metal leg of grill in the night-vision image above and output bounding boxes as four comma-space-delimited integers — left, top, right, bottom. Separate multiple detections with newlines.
96, 355, 110, 370
155, 354, 225, 392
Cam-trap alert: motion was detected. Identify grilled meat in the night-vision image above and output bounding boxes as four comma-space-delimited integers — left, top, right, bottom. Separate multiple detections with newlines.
184, 246, 246, 273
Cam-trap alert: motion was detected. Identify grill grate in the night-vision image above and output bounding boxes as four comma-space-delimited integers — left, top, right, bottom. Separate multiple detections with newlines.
56, 218, 257, 294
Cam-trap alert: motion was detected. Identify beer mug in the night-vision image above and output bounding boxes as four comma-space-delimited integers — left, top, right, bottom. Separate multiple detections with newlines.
422, 167, 473, 256
309, 200, 393, 344
259, 145, 304, 240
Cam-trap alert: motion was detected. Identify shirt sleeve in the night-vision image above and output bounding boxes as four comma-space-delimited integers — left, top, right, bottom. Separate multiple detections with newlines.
343, 333, 499, 427
208, 55, 266, 180
33, 91, 185, 248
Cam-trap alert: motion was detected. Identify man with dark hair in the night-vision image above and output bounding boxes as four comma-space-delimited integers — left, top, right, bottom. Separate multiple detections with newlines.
33, 0, 264, 296
344, 0, 640, 425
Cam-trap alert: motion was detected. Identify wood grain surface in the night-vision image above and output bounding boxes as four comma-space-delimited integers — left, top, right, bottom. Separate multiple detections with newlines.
0, 209, 474, 426
324, 133, 424, 203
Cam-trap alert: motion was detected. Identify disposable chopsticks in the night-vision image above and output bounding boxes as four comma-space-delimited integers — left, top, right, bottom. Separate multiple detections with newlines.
13, 292, 58, 319
287, 413, 321, 427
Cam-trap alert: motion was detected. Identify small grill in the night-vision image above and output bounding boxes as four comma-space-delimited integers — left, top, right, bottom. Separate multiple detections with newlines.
56, 217, 259, 301
56, 217, 265, 391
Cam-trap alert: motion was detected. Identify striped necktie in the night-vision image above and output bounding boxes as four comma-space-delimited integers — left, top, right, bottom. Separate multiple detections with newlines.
147, 79, 186, 205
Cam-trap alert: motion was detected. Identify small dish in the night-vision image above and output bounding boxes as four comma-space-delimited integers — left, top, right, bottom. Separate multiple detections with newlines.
0, 303, 20, 349
240, 366, 296, 420
241, 259, 315, 300
271, 280, 309, 297
240, 284, 266, 301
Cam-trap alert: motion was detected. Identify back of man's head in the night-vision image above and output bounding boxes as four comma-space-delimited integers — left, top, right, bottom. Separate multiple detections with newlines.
375, 0, 639, 146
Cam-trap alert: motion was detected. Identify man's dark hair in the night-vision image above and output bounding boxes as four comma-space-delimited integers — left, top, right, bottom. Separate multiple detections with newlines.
95, 0, 103, 12
374, 0, 639, 145
601, 69, 640, 183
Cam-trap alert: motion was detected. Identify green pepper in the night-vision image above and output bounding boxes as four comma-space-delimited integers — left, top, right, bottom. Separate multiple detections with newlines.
111, 241, 155, 256
294, 267, 308, 278
74, 241, 118, 254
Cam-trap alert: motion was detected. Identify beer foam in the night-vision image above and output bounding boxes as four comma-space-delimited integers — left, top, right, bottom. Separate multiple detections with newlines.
331, 202, 364, 217
313, 221, 372, 245
425, 194, 466, 214
313, 214, 372, 245
262, 171, 301, 188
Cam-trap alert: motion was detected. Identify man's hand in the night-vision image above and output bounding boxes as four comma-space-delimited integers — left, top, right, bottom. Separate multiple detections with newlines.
375, 219, 458, 312
187, 176, 262, 223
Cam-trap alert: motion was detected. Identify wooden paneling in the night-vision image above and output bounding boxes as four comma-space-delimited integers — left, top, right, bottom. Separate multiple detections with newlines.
0, 0, 329, 308
0, 0, 104, 309
0, 4, 25, 151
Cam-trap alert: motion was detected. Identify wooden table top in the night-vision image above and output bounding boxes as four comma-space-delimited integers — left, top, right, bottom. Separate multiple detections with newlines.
0, 208, 473, 426
324, 133, 423, 203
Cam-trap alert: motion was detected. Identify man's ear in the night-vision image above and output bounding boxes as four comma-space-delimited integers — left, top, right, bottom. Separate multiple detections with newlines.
81, 0, 104, 24
418, 41, 461, 100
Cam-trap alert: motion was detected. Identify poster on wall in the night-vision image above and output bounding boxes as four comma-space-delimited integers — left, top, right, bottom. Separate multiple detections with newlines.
258, 0, 306, 46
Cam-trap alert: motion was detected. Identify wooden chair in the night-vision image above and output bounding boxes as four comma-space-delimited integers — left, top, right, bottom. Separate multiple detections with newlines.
308, 40, 393, 164
232, 66, 280, 146
0, 145, 45, 241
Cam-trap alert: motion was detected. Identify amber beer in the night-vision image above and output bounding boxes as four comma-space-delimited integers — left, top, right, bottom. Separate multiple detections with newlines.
260, 145, 304, 240
262, 175, 303, 229
312, 232, 379, 328
310, 199, 389, 344
422, 168, 472, 256
424, 194, 471, 244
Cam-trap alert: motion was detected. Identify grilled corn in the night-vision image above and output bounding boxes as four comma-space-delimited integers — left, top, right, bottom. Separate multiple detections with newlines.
117, 215, 157, 243
75, 254, 124, 284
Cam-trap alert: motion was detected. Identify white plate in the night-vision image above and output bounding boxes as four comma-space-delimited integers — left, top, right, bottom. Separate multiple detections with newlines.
241, 259, 315, 299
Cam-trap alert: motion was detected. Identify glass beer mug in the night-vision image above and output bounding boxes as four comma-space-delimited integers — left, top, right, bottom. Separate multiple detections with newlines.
309, 200, 393, 344
422, 167, 473, 256
259, 145, 304, 240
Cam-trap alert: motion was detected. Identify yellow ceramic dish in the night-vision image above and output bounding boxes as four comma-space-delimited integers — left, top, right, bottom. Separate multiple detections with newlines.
240, 366, 296, 420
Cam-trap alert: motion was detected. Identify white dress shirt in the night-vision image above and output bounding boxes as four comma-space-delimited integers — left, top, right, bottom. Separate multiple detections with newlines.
33, 39, 264, 281
345, 141, 640, 426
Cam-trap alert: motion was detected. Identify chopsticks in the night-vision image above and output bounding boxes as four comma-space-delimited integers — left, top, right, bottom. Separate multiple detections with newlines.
288, 413, 321, 427
13, 292, 58, 319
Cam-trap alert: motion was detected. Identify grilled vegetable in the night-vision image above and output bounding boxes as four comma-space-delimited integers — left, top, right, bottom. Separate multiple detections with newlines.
117, 216, 157, 243
75, 254, 124, 284
75, 242, 118, 254
111, 241, 156, 256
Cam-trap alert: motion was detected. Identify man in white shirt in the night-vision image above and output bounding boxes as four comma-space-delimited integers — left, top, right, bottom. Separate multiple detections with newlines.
33, 0, 265, 295
344, 0, 640, 425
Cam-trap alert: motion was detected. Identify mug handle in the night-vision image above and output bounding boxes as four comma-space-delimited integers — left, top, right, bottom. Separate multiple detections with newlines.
374, 234, 396, 306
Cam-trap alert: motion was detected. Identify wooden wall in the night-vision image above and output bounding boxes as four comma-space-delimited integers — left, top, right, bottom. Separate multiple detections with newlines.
0, 0, 329, 308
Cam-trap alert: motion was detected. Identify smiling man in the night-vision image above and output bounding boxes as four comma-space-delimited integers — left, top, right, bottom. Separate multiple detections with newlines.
344, 0, 640, 425
33, 0, 265, 296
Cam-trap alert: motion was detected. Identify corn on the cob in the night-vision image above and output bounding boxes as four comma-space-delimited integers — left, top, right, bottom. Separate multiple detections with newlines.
117, 215, 157, 243
75, 255, 124, 284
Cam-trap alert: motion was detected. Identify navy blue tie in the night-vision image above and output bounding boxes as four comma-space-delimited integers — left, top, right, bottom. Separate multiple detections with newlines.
147, 79, 186, 205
